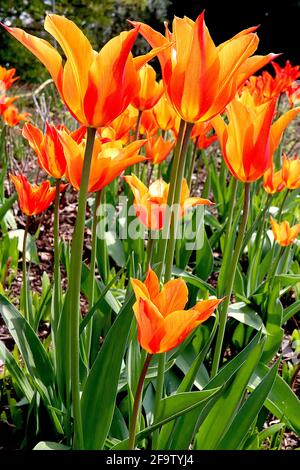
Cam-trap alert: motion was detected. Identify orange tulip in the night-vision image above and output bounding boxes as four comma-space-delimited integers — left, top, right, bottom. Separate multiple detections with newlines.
281, 154, 300, 189
124, 174, 212, 230
245, 61, 300, 105
286, 82, 300, 108
191, 121, 217, 150
212, 90, 300, 182
22, 122, 86, 179
131, 11, 276, 123
263, 165, 284, 194
2, 15, 168, 128
152, 93, 178, 132
140, 109, 159, 136
0, 95, 17, 115
131, 64, 164, 111
10, 174, 64, 216
0, 65, 19, 91
98, 106, 137, 144
2, 104, 30, 126
58, 131, 146, 192
270, 216, 300, 247
131, 267, 222, 354
145, 133, 175, 164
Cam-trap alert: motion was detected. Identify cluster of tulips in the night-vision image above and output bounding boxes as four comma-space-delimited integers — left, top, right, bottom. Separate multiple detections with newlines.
0, 10, 300, 450
0, 64, 29, 126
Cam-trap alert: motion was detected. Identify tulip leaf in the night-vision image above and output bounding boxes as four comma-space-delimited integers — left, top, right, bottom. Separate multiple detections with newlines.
171, 267, 216, 294
195, 228, 214, 281
282, 299, 300, 325
8, 229, 39, 264
0, 294, 55, 402
33, 441, 70, 450
217, 359, 279, 449
194, 339, 265, 449
228, 302, 267, 333
249, 362, 300, 435
81, 294, 134, 449
111, 387, 220, 450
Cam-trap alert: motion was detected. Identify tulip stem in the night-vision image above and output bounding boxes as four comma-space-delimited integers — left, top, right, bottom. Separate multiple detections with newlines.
134, 110, 143, 179
157, 119, 186, 280
277, 188, 290, 222
86, 189, 102, 364
152, 352, 166, 449
69, 126, 96, 450
186, 137, 199, 188
211, 182, 251, 377
53, 178, 61, 340
22, 215, 30, 323
164, 122, 193, 282
128, 353, 153, 450
146, 233, 154, 269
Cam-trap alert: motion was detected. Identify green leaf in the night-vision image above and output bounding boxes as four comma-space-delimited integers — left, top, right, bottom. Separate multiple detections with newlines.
249, 362, 300, 435
275, 273, 300, 287
261, 281, 283, 363
112, 388, 220, 450
195, 228, 213, 281
0, 295, 55, 402
217, 359, 279, 449
179, 206, 204, 270
81, 295, 134, 449
0, 193, 17, 221
194, 339, 265, 449
282, 299, 300, 325
104, 231, 126, 267
33, 441, 70, 450
228, 302, 266, 333
0, 341, 34, 402
171, 267, 216, 294
8, 229, 39, 264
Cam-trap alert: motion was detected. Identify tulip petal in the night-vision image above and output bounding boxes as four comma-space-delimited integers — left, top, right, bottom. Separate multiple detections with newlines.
145, 268, 160, 300
133, 298, 164, 354
154, 278, 188, 316
270, 107, 300, 155
158, 309, 204, 353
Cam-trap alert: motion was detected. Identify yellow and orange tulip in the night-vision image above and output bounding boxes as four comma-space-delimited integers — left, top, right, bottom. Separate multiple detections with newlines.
152, 93, 179, 132
131, 11, 276, 123
10, 174, 64, 216
281, 154, 300, 189
58, 131, 146, 193
0, 65, 19, 91
131, 64, 164, 111
270, 216, 300, 247
131, 267, 222, 354
212, 90, 300, 182
3, 15, 167, 128
145, 133, 175, 165
263, 165, 284, 194
124, 174, 212, 230
22, 122, 86, 180
3, 104, 29, 127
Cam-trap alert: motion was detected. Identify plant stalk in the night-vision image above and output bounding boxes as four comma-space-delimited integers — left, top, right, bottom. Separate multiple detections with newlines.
128, 353, 152, 450
68, 126, 96, 450
22, 215, 30, 322
211, 182, 251, 377
53, 178, 61, 338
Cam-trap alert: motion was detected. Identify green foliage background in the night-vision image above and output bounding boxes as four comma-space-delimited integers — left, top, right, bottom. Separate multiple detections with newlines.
0, 0, 170, 82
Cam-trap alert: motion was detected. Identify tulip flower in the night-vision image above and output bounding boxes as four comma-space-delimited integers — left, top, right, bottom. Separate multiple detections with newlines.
10, 174, 64, 216
0, 65, 19, 91
58, 130, 146, 192
270, 216, 300, 247
152, 93, 178, 132
3, 104, 30, 126
98, 106, 137, 144
140, 109, 159, 136
245, 61, 300, 105
131, 11, 277, 123
212, 90, 300, 182
145, 133, 175, 165
281, 154, 300, 189
124, 174, 212, 230
263, 165, 285, 194
191, 121, 217, 150
22, 122, 86, 179
3, 14, 168, 128
131, 267, 222, 354
0, 95, 17, 115
131, 64, 164, 111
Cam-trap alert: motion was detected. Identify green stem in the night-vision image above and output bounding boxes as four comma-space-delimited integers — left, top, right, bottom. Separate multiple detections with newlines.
85, 189, 102, 363
53, 178, 61, 338
128, 353, 152, 450
277, 189, 290, 222
186, 137, 199, 188
157, 119, 186, 279
146, 233, 154, 270
69, 126, 96, 450
164, 122, 193, 282
22, 215, 30, 322
211, 183, 251, 377
152, 352, 166, 449
134, 110, 143, 179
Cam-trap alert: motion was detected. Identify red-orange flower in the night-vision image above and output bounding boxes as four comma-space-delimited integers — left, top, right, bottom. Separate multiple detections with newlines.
124, 174, 212, 230
212, 90, 300, 182
22, 122, 86, 179
145, 133, 174, 164
0, 95, 17, 115
10, 174, 63, 216
131, 12, 276, 123
3, 104, 30, 126
140, 109, 159, 136
3, 15, 167, 128
131, 64, 164, 111
98, 106, 137, 144
191, 121, 217, 150
263, 165, 284, 194
270, 216, 300, 247
58, 131, 146, 192
0, 66, 19, 92
131, 267, 223, 354
152, 93, 178, 132
281, 154, 300, 189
